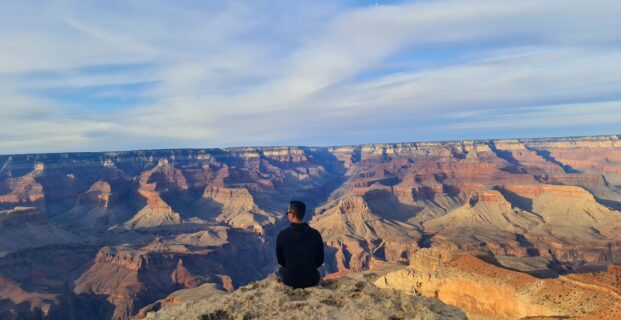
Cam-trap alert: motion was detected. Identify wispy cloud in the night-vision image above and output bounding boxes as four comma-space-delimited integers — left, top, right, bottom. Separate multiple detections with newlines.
0, 0, 620, 154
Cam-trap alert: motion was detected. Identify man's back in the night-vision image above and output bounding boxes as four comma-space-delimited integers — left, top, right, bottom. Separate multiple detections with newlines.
276, 222, 324, 288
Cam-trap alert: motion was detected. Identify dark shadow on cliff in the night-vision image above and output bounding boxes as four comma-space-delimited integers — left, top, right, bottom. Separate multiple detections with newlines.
45, 293, 115, 320
495, 186, 534, 211
300, 149, 347, 218
269, 148, 348, 232
524, 147, 580, 173
0, 299, 44, 320
489, 142, 527, 173
595, 197, 621, 211
192, 197, 225, 221
363, 189, 423, 222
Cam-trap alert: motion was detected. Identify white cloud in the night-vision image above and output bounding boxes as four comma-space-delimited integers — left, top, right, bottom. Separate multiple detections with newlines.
447, 100, 621, 130
0, 0, 620, 153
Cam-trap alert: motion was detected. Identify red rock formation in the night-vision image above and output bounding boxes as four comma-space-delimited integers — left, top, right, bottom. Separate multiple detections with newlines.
376, 247, 621, 320
199, 185, 276, 232
494, 140, 566, 174
311, 195, 420, 273
0, 171, 44, 206
79, 181, 112, 206
122, 191, 181, 229
503, 184, 592, 198
122, 162, 184, 229
73, 224, 275, 320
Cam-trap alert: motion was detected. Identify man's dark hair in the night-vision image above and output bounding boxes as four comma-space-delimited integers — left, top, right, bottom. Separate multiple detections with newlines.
288, 200, 306, 220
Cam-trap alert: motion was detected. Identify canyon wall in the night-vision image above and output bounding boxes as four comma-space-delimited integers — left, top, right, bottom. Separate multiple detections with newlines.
375, 246, 620, 319
0, 135, 620, 319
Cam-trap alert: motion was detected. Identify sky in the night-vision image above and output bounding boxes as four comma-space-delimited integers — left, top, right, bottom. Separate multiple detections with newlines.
1, 0, 620, 154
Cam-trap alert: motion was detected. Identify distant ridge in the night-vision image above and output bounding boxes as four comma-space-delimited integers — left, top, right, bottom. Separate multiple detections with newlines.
1, 133, 619, 157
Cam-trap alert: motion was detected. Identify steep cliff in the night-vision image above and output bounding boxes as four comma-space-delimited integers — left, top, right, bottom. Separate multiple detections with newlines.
375, 247, 621, 320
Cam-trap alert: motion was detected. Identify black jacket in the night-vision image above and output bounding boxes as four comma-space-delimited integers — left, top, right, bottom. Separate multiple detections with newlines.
276, 222, 324, 288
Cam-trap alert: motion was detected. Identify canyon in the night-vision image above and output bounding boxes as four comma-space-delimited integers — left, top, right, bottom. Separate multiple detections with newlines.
0, 135, 620, 319
375, 246, 621, 319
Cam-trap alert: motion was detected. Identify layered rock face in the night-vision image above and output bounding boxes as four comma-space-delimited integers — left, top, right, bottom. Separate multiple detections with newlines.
311, 135, 621, 274
375, 246, 620, 320
0, 172, 44, 209
0, 135, 620, 319
73, 226, 273, 320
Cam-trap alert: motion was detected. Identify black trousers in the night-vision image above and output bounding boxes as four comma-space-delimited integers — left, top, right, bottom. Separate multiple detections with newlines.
278, 267, 320, 289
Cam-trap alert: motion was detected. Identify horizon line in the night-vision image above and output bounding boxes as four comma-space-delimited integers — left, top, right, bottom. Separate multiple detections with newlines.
1, 133, 619, 158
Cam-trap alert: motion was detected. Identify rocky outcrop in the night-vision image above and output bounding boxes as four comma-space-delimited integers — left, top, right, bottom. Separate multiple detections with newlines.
523, 135, 621, 185
73, 225, 275, 320
420, 184, 621, 261
174, 227, 229, 247
375, 247, 621, 320
73, 245, 226, 320
132, 282, 223, 319
425, 190, 539, 231
198, 186, 276, 232
492, 140, 565, 174
122, 193, 181, 229
312, 196, 420, 242
55, 180, 134, 228
506, 184, 619, 231
143, 276, 466, 320
122, 163, 183, 229
0, 171, 44, 209
423, 190, 544, 257
311, 195, 421, 273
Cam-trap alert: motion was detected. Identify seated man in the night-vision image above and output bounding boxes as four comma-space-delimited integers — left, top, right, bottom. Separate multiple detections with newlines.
276, 200, 324, 288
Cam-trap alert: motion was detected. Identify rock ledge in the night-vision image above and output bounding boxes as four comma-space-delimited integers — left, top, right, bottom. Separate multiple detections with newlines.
145, 276, 466, 320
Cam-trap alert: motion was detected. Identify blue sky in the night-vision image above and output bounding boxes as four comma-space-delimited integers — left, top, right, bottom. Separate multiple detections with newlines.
1, 0, 620, 154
